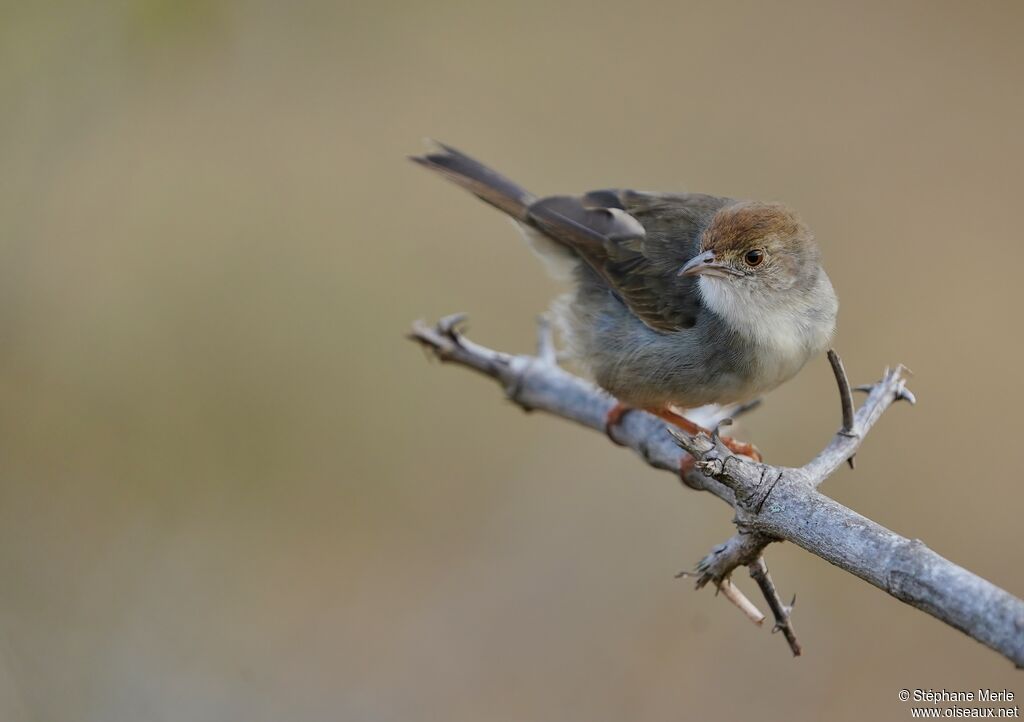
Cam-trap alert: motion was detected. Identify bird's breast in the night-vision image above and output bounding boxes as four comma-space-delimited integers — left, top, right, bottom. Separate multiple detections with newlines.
697, 274, 837, 397
746, 323, 816, 393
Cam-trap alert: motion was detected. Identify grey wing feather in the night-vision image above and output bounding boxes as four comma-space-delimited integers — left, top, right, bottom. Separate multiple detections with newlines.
527, 189, 730, 332
410, 142, 729, 333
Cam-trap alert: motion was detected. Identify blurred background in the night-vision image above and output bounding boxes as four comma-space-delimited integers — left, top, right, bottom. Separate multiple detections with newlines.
0, 1, 1021, 720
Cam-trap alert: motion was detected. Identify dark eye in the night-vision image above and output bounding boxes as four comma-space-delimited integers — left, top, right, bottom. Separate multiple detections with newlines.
744, 249, 765, 267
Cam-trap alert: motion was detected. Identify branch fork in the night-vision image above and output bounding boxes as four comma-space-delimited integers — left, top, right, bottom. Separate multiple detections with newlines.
409, 314, 1024, 666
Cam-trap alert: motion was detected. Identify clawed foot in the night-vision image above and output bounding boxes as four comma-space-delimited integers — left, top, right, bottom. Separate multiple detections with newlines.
604, 402, 633, 445
679, 453, 697, 480
605, 402, 762, 463
651, 407, 762, 463
717, 435, 762, 463
679, 434, 761, 485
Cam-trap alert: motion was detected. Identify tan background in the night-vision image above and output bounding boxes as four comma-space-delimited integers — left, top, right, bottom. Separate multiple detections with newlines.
0, 1, 1022, 720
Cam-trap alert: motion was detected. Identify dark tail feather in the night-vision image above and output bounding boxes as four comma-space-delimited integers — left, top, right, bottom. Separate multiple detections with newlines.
410, 142, 536, 221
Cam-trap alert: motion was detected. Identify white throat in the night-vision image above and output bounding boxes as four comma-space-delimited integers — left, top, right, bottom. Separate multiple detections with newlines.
698, 273, 837, 389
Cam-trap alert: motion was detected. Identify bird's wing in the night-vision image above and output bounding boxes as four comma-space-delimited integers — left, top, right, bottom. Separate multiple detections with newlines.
526, 190, 731, 332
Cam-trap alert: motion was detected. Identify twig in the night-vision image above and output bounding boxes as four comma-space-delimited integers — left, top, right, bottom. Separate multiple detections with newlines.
409, 315, 1024, 666
718, 578, 766, 626
827, 348, 856, 435
691, 532, 768, 589
827, 348, 857, 470
748, 557, 801, 656
535, 314, 557, 365
691, 346, 873, 609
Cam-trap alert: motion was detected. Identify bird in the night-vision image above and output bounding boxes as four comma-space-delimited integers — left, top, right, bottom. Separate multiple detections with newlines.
411, 142, 838, 463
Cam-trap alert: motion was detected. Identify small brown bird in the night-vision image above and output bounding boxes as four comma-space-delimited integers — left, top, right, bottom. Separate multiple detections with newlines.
412, 143, 838, 461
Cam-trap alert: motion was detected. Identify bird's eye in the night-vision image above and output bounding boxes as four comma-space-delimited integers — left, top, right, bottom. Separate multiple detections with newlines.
744, 249, 765, 267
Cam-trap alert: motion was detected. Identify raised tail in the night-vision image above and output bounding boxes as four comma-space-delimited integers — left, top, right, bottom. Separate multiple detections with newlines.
409, 142, 537, 221
411, 141, 647, 288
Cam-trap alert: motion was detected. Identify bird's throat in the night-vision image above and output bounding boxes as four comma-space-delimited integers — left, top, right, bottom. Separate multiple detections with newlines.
697, 273, 837, 388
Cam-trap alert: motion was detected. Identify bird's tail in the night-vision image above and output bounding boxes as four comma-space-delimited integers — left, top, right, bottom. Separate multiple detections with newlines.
410, 142, 537, 221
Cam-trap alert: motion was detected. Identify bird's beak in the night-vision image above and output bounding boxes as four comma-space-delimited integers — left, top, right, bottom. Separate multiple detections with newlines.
678, 251, 741, 278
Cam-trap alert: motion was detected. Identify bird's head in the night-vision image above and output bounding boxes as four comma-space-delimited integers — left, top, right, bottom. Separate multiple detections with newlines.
678, 201, 821, 297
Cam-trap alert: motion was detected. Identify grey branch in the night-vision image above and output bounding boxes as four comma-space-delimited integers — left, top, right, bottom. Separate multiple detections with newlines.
688, 345, 889, 600
409, 314, 1024, 667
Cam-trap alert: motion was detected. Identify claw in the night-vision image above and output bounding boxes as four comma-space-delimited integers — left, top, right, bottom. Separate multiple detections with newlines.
719, 435, 763, 463
660, 408, 762, 463
604, 402, 633, 446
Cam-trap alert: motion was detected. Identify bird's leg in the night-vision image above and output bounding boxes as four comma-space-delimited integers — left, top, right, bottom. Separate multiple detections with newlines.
605, 403, 761, 462
604, 402, 701, 480
650, 407, 763, 463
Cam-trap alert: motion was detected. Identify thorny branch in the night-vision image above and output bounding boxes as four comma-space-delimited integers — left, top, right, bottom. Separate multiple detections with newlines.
748, 557, 801, 656
409, 314, 1024, 666
681, 346, 886, 655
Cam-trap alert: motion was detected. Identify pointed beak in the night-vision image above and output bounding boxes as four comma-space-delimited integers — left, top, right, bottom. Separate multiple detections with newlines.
678, 250, 742, 278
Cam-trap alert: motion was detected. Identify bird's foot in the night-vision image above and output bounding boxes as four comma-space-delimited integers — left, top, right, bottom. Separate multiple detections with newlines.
604, 402, 633, 446
717, 435, 762, 463
652, 407, 763, 463
606, 402, 762, 463
679, 453, 697, 482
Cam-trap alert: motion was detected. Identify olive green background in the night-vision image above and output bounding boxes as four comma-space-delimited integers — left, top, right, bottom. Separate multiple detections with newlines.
0, 2, 1021, 720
